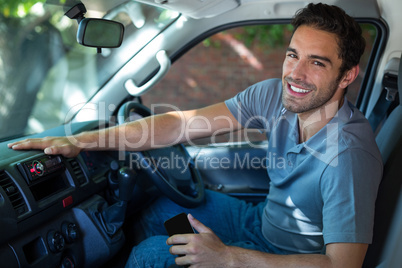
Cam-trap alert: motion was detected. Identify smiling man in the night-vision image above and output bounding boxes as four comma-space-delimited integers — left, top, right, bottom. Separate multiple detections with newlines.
128, 4, 382, 267
281, 23, 359, 143
9, 3, 382, 268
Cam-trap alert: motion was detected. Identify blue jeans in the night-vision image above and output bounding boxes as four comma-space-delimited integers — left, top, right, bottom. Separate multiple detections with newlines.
125, 190, 287, 268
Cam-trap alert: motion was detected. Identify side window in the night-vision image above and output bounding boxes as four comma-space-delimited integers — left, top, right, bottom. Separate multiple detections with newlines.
142, 23, 376, 145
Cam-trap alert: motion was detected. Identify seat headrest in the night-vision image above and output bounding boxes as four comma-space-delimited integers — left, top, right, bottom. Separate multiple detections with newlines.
399, 53, 402, 105
383, 56, 401, 104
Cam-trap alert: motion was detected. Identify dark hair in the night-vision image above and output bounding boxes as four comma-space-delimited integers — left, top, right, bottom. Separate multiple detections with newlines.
291, 3, 366, 77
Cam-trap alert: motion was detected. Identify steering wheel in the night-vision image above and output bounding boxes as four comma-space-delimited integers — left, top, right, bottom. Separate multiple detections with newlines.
117, 101, 205, 208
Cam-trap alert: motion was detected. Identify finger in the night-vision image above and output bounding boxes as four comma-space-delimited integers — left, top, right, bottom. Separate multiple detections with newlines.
175, 255, 192, 267
169, 244, 188, 256
43, 146, 61, 155
9, 139, 49, 150
188, 214, 211, 234
45, 144, 79, 158
7, 142, 16, 148
8, 139, 31, 148
166, 234, 193, 245
7, 138, 35, 148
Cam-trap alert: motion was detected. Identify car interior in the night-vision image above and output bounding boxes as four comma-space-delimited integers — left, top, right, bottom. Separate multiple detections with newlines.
0, 0, 401, 267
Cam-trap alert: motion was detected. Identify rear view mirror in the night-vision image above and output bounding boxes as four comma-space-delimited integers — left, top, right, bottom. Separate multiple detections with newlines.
77, 18, 124, 48
64, 1, 124, 52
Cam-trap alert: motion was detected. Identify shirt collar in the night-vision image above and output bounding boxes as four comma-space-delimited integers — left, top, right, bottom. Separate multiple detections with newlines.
283, 96, 352, 153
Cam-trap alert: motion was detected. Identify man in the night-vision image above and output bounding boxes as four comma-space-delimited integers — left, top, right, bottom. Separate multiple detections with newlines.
9, 3, 382, 267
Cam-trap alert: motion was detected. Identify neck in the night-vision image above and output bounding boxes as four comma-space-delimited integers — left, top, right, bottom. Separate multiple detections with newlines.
297, 97, 344, 143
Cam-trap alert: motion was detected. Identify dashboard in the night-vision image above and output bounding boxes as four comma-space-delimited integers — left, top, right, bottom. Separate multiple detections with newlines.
0, 121, 121, 268
0, 113, 269, 268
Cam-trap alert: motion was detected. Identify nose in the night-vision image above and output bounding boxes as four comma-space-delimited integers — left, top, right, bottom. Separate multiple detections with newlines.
289, 59, 307, 81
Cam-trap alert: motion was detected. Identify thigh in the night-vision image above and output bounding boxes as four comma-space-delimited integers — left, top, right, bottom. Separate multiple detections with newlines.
137, 190, 261, 243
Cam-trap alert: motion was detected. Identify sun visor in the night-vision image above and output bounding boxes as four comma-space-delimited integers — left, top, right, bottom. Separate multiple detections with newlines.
134, 0, 240, 19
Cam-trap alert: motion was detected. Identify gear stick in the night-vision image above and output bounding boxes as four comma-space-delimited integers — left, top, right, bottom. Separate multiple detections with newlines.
117, 167, 137, 202
98, 167, 137, 237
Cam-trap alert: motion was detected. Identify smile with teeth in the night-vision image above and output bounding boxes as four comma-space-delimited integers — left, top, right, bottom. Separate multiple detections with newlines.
290, 85, 311, 93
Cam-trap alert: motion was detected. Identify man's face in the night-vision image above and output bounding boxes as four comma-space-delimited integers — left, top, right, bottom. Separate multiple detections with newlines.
282, 25, 345, 114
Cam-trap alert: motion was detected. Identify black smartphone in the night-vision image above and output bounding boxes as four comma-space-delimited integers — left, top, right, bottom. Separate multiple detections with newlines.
164, 213, 195, 237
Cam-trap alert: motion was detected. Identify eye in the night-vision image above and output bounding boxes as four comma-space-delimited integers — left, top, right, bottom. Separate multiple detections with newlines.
287, 53, 297, 59
313, 61, 325, 67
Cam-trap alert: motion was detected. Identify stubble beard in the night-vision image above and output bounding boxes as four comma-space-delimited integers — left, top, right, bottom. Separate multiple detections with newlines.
281, 76, 341, 114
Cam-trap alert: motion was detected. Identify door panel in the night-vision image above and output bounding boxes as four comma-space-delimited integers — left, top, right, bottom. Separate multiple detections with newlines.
187, 141, 270, 202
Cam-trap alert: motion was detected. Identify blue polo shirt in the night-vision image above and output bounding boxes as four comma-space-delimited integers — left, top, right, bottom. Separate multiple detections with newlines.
225, 79, 383, 253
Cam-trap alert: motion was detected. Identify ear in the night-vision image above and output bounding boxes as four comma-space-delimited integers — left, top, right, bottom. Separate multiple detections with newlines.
339, 65, 360, 89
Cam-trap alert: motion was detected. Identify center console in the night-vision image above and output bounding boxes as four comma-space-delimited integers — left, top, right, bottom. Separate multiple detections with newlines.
0, 150, 122, 268
18, 155, 74, 203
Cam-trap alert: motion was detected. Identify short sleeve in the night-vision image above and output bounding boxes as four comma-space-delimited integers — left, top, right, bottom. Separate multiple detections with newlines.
224, 78, 283, 130
320, 148, 382, 245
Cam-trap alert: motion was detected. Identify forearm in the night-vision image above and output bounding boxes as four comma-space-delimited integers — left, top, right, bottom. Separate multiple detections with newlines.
226, 242, 367, 268
70, 111, 186, 152
71, 103, 239, 152
226, 247, 332, 268
9, 102, 240, 157
170, 216, 366, 268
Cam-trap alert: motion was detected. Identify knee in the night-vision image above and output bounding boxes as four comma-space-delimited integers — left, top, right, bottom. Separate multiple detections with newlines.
125, 236, 174, 268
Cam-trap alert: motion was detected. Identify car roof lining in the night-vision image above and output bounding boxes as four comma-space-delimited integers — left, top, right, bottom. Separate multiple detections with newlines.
133, 0, 381, 20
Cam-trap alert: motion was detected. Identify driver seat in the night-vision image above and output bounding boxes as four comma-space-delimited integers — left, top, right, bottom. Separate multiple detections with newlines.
363, 54, 402, 267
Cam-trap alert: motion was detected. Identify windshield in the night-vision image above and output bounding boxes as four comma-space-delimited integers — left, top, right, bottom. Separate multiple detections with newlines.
0, 0, 179, 141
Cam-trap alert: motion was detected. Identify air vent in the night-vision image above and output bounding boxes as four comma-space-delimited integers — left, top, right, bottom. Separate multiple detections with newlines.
68, 159, 87, 186
0, 170, 28, 217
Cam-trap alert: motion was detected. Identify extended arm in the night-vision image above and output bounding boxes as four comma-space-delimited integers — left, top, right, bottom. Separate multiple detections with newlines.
167, 214, 368, 268
8, 102, 242, 158
224, 243, 368, 268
